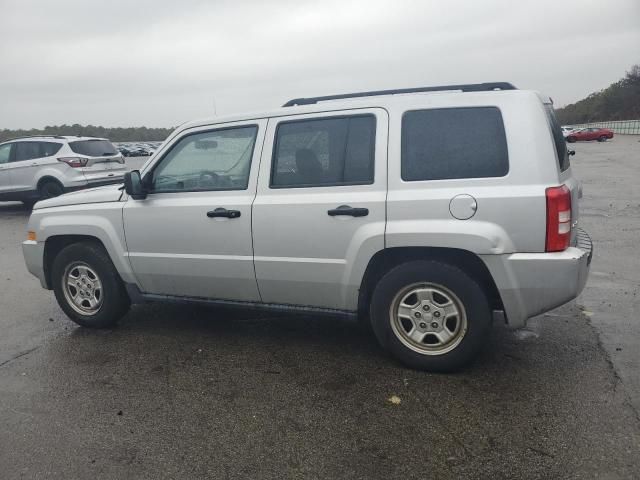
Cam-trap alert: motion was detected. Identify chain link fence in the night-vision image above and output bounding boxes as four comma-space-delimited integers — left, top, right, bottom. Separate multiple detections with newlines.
566, 120, 640, 135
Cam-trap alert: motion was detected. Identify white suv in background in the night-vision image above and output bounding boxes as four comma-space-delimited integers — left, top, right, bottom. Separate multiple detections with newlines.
0, 136, 126, 205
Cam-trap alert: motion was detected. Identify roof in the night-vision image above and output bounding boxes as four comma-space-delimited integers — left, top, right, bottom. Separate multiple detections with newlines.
178, 85, 548, 132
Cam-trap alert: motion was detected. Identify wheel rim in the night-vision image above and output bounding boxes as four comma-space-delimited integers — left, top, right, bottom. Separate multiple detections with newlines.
389, 282, 468, 356
62, 262, 104, 316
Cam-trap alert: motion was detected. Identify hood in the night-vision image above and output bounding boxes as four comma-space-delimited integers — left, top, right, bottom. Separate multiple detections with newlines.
34, 184, 124, 210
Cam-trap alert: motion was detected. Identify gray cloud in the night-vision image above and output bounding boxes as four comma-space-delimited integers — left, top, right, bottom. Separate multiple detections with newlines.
1, 0, 638, 128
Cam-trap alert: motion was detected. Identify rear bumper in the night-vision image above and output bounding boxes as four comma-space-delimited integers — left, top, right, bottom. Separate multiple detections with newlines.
481, 228, 593, 329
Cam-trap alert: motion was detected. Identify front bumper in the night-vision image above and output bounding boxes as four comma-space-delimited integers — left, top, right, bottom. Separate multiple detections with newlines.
481, 228, 593, 329
22, 240, 47, 289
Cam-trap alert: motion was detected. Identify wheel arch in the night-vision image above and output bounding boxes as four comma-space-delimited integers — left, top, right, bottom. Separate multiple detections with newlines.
357, 247, 504, 319
43, 235, 105, 289
36, 175, 65, 193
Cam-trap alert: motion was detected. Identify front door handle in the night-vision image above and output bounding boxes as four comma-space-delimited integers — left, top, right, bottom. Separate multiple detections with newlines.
207, 208, 241, 219
327, 205, 369, 217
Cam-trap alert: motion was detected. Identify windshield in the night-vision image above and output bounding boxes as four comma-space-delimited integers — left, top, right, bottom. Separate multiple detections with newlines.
69, 139, 118, 157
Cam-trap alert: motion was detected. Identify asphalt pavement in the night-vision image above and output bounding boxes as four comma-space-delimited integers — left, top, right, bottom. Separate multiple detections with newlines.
0, 144, 639, 479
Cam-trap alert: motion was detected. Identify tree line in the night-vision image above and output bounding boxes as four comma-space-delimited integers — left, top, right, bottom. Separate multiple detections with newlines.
0, 124, 174, 143
556, 64, 640, 125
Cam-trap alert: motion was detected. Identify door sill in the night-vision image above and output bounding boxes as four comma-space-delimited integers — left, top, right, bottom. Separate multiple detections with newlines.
125, 283, 357, 319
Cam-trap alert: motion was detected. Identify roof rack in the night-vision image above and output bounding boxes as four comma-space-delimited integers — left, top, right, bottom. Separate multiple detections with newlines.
1, 135, 67, 143
283, 82, 517, 107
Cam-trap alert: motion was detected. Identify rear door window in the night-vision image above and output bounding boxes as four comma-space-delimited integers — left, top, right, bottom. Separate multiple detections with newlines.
271, 115, 376, 188
69, 139, 118, 157
401, 107, 509, 181
14, 142, 42, 162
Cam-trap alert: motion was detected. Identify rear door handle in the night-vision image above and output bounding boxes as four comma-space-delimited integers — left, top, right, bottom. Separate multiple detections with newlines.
327, 205, 369, 217
207, 208, 241, 219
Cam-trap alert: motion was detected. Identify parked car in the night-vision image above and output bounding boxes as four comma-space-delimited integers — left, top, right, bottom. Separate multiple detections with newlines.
561, 126, 576, 137
565, 127, 614, 142
22, 82, 592, 372
0, 136, 126, 206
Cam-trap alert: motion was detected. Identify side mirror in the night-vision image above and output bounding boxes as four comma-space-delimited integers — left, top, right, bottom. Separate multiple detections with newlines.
568, 150, 576, 156
124, 170, 147, 200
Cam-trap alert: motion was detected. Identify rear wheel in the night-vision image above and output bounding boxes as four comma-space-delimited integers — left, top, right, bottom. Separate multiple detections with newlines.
566, 136, 576, 143
51, 242, 130, 328
370, 260, 492, 372
39, 180, 64, 199
597, 135, 607, 142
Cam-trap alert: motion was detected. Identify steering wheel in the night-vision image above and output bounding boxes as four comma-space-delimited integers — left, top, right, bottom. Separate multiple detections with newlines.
199, 170, 220, 188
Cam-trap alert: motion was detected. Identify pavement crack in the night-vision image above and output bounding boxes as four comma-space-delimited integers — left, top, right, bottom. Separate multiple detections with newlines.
528, 446, 555, 458
0, 346, 40, 368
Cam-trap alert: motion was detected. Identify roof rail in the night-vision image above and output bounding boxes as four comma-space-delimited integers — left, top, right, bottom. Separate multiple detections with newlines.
283, 82, 517, 107
0, 135, 67, 143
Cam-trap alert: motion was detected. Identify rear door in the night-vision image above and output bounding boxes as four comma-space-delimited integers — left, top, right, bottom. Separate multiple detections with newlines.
252, 109, 388, 310
7, 141, 46, 192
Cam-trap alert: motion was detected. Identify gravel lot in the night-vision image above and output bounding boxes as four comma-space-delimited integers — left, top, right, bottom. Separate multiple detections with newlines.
0, 139, 639, 479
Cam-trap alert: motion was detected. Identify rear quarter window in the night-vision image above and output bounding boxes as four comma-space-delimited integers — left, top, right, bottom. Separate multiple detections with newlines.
401, 107, 509, 181
544, 105, 570, 172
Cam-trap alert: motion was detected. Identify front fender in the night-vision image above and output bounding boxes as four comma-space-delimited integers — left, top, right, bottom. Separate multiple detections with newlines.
29, 202, 135, 284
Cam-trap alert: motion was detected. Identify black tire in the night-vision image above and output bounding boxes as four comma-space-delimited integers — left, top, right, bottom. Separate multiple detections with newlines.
51, 242, 130, 328
566, 136, 576, 143
39, 180, 64, 199
597, 136, 607, 142
369, 260, 492, 372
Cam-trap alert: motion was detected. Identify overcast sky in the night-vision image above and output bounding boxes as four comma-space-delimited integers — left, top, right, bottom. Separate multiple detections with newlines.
1, 0, 638, 129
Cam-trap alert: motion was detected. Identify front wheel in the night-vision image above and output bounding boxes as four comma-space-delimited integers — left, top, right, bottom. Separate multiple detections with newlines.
566, 136, 576, 143
51, 242, 130, 328
370, 261, 492, 372
597, 135, 607, 142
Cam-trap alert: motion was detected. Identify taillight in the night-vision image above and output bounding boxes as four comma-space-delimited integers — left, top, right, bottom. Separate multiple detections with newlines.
58, 157, 88, 168
545, 185, 572, 252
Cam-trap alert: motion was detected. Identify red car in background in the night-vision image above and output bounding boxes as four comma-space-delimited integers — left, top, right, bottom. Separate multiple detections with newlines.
566, 127, 614, 142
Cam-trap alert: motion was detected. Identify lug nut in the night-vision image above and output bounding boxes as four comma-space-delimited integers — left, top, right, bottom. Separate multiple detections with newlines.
419, 322, 427, 329
414, 312, 422, 318
422, 304, 430, 311
431, 322, 439, 328
433, 311, 441, 318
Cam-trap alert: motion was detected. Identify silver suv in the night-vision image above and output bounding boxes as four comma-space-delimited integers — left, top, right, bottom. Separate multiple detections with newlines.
22, 83, 592, 371
0, 136, 126, 205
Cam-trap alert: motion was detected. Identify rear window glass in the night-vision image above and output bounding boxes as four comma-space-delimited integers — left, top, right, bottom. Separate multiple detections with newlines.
69, 139, 118, 157
545, 105, 570, 172
401, 107, 509, 181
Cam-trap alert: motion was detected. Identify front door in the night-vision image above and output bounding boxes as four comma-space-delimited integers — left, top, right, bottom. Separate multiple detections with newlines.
0, 143, 13, 195
252, 109, 388, 310
123, 120, 266, 301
